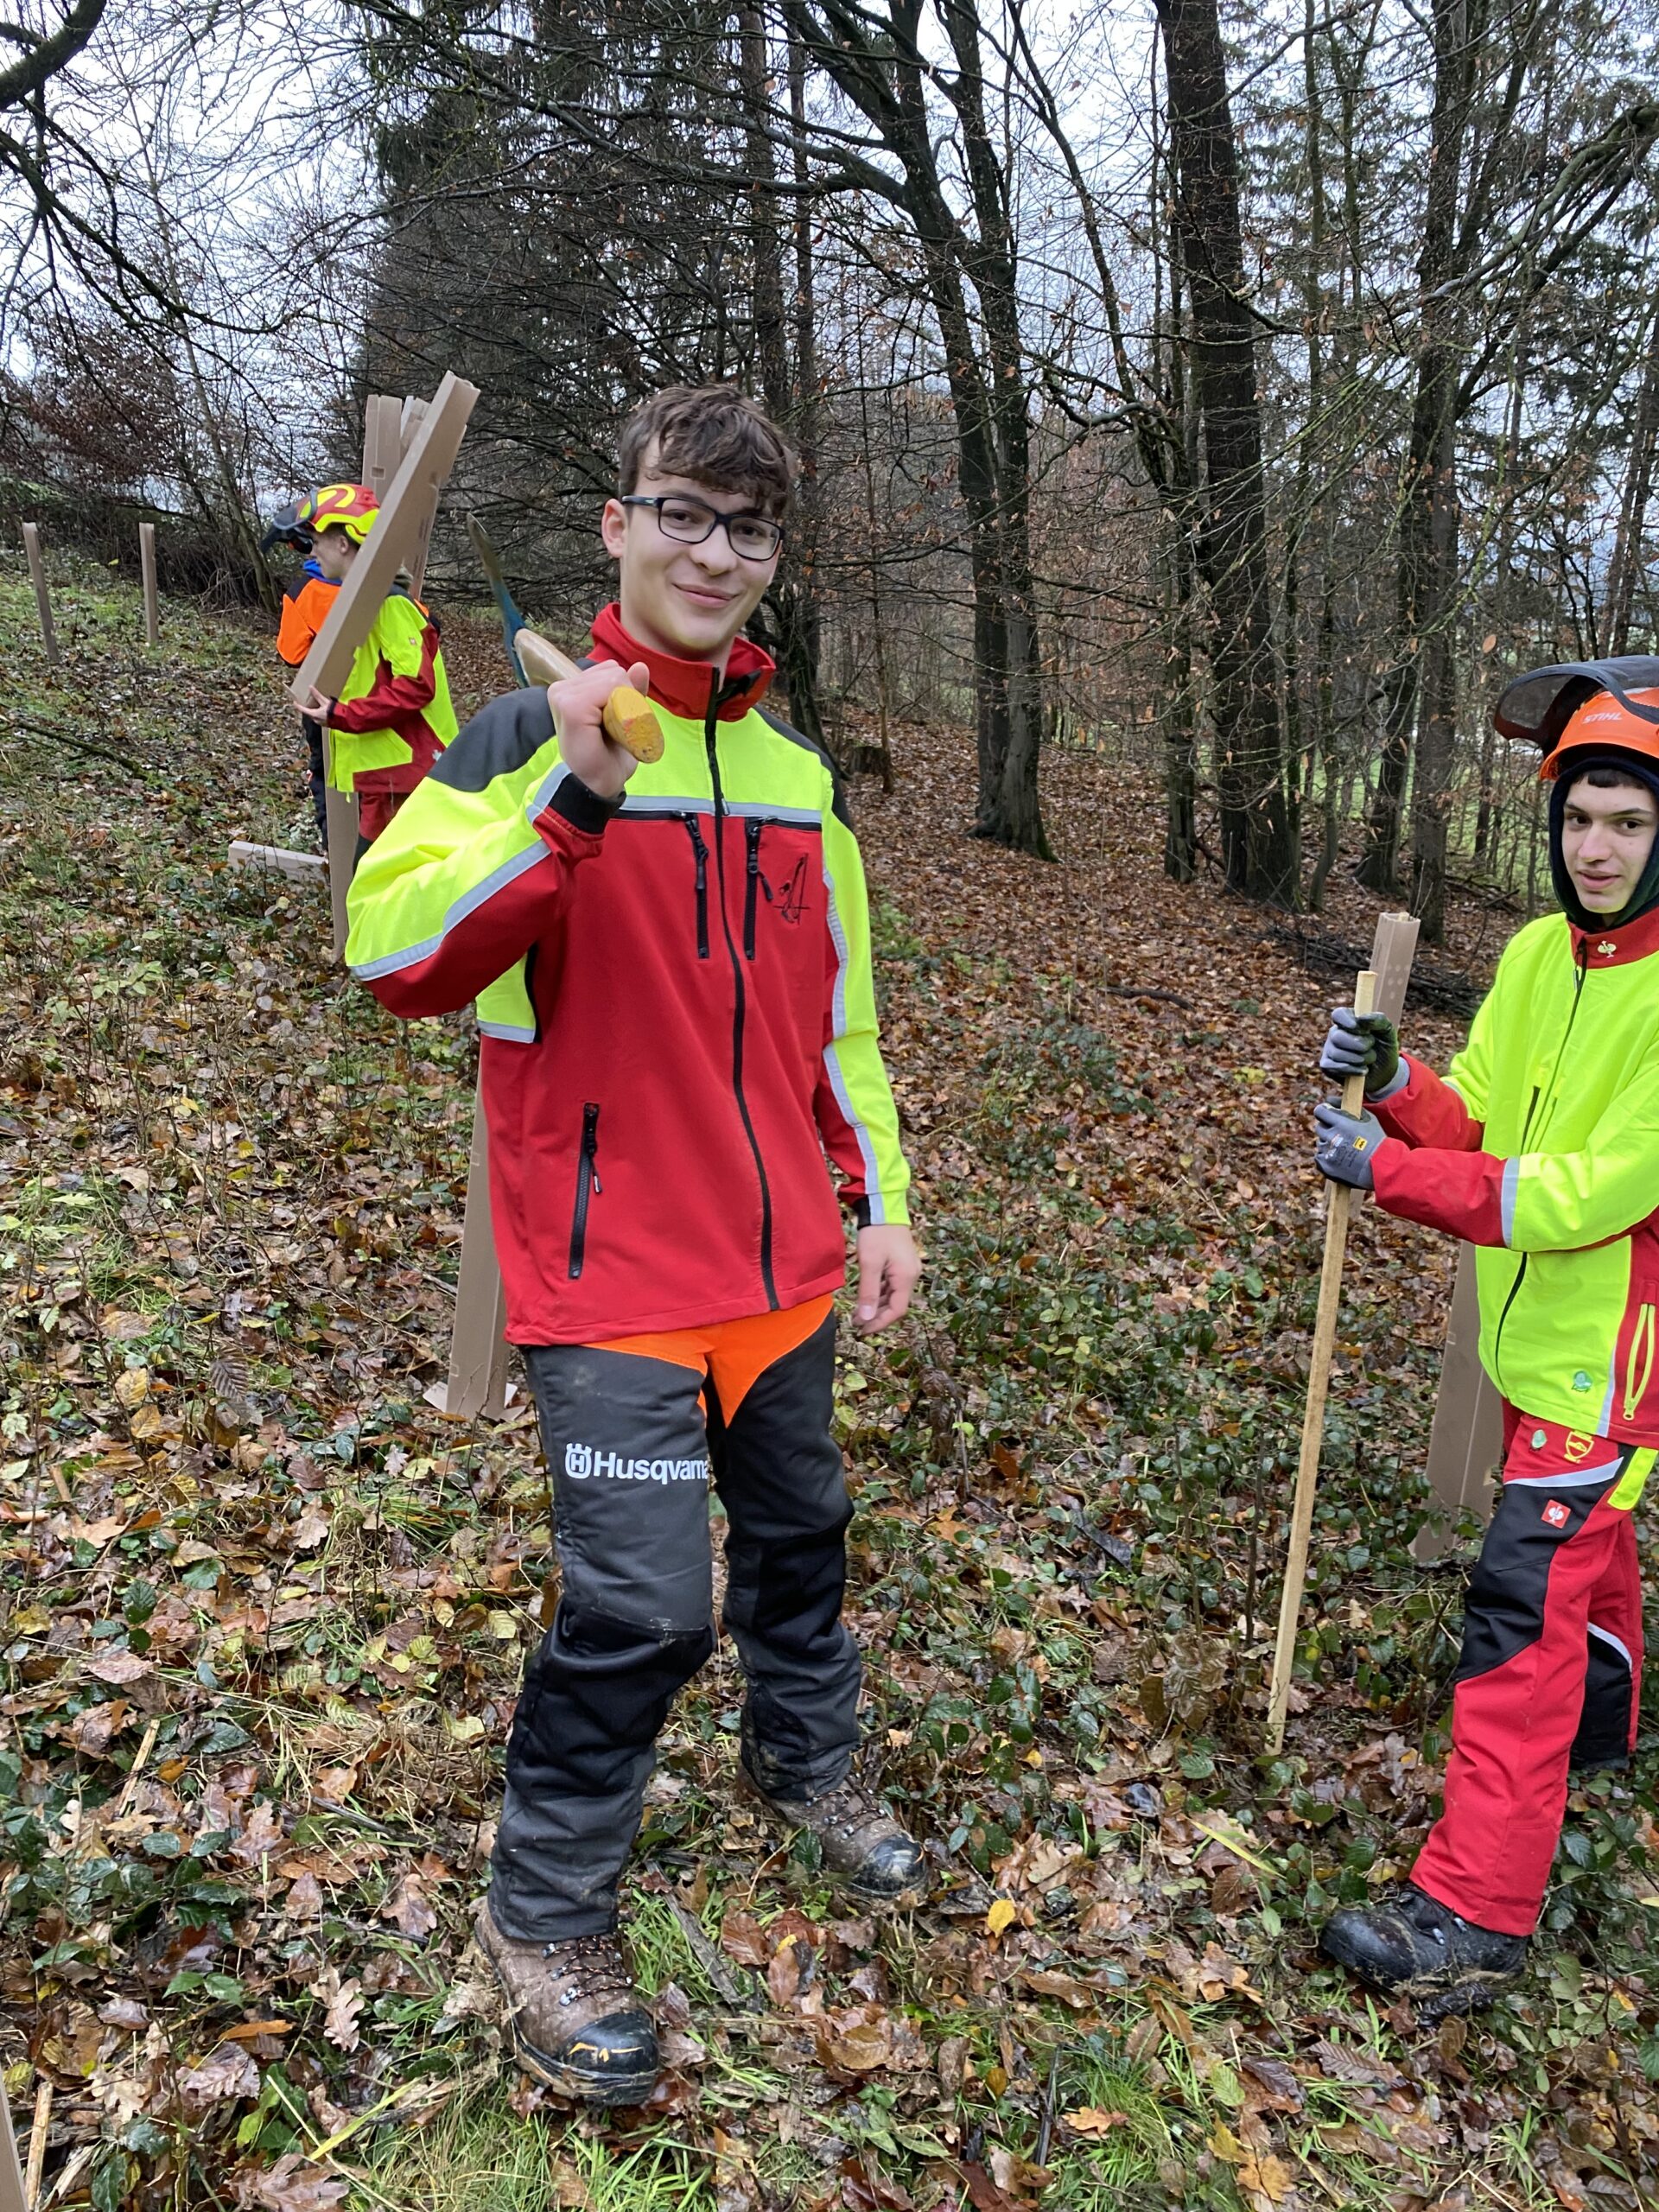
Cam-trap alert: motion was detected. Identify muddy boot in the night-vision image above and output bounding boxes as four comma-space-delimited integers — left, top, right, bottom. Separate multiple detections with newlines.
474, 1900, 658, 2104
1319, 1885, 1528, 2016
741, 1766, 925, 1903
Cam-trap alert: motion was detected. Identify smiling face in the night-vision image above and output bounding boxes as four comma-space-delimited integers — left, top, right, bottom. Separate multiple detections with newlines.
1560, 772, 1659, 913
600, 453, 781, 669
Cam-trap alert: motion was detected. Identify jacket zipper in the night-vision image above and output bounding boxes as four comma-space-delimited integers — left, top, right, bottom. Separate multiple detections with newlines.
682, 815, 709, 959
744, 819, 766, 959
1494, 941, 1589, 1396
707, 677, 779, 1307
568, 1103, 601, 1279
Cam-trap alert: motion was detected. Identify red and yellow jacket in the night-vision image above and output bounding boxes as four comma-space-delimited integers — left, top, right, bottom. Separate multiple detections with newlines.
342, 607, 911, 1344
276, 572, 455, 797
1370, 906, 1659, 1459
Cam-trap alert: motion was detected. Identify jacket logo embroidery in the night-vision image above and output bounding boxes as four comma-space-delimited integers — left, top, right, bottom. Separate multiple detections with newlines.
779, 855, 810, 925
1563, 1430, 1594, 1463
564, 1443, 709, 1485
1542, 1499, 1571, 1529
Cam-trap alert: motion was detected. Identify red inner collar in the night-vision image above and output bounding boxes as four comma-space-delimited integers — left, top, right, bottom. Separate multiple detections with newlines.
588, 602, 772, 721
1571, 905, 1659, 966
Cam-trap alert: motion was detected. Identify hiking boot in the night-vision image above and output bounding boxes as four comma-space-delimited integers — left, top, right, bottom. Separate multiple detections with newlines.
741, 1765, 926, 1902
474, 1900, 658, 2103
1319, 1885, 1528, 2014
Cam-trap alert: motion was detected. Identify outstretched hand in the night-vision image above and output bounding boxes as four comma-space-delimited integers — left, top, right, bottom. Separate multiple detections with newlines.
550, 659, 652, 801
854, 1224, 921, 1332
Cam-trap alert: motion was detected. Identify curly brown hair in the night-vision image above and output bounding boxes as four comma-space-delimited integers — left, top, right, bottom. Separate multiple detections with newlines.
617, 385, 797, 518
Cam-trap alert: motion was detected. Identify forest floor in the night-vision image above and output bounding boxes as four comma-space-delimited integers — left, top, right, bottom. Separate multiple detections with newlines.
2, 551, 1657, 2212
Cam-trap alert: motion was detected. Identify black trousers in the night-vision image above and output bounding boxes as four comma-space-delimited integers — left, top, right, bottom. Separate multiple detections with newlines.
488, 1306, 861, 1941
302, 715, 327, 843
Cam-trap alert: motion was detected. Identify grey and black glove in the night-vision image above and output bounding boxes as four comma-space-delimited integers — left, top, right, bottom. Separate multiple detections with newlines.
1313, 1101, 1387, 1189
1319, 1007, 1404, 1099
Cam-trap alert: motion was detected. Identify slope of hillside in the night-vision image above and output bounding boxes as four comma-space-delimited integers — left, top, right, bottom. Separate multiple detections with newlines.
2, 555, 1654, 2209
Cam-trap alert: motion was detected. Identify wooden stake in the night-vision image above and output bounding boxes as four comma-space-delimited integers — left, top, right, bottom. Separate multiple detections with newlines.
139, 522, 159, 646
22, 2080, 48, 2210
433, 1078, 511, 1421
1267, 908, 1421, 1752
0, 2079, 26, 2212
21, 525, 59, 669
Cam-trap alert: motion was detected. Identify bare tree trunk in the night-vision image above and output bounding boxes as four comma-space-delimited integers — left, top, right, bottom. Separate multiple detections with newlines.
1156, 0, 1295, 906
737, 5, 828, 751
1602, 302, 1659, 655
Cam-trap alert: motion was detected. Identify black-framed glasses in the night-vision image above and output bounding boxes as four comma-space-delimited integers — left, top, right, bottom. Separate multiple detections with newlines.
621, 493, 784, 562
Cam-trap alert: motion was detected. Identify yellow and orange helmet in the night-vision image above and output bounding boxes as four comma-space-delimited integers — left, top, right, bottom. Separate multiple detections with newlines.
297, 482, 379, 544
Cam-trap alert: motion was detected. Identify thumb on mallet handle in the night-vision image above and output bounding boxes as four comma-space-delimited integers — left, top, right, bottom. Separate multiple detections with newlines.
517, 628, 664, 763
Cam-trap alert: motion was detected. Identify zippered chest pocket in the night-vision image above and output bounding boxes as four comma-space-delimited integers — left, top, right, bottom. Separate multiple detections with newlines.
568, 1103, 601, 1279
743, 819, 773, 959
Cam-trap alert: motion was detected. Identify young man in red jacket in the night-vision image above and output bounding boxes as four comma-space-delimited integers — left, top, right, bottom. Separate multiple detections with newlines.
346, 386, 922, 2101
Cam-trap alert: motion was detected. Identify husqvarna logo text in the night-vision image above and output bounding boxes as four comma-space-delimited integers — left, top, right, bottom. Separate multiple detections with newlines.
565, 1442, 709, 1485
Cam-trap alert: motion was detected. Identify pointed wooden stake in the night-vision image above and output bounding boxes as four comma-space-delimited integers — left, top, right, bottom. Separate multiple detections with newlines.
1268, 910, 1420, 1751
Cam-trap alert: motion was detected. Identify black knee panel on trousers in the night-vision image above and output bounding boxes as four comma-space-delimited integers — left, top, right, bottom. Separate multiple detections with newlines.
723, 1525, 849, 1646
508, 1604, 715, 1794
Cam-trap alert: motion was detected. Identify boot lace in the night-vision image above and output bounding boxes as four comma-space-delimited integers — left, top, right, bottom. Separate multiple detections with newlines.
543, 1930, 634, 2009
797, 1775, 888, 1843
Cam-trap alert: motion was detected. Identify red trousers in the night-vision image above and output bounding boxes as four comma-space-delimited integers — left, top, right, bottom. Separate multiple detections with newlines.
1412, 1404, 1643, 1936
354, 785, 410, 846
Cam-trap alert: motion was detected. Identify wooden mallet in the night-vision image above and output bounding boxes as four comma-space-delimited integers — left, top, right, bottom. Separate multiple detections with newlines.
515, 629, 664, 763
1267, 963, 1378, 1753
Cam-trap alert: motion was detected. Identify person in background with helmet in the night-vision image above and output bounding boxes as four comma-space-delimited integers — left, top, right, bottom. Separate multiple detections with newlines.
1306, 658, 1659, 2013
264, 501, 334, 844
292, 482, 458, 855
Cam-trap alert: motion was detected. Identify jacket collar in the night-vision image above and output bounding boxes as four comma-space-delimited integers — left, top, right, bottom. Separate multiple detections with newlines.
588, 602, 773, 722
1570, 905, 1659, 968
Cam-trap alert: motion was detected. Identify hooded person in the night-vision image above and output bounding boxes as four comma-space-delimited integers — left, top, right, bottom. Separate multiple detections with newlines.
1304, 658, 1659, 2012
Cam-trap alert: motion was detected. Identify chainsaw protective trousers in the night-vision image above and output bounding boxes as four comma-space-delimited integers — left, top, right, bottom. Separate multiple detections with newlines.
487, 1295, 861, 1942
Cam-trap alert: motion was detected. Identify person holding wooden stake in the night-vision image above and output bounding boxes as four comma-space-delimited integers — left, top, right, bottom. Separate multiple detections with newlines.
1311, 659, 1659, 2013
344, 386, 922, 2103
289, 482, 457, 850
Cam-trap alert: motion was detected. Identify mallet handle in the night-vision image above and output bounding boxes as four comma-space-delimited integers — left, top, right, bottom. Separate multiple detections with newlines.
1267, 968, 1378, 1753
516, 628, 664, 764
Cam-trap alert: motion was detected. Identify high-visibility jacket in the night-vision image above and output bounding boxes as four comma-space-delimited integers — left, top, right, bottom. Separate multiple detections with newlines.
343, 606, 911, 1345
276, 569, 337, 667
326, 591, 456, 796
276, 574, 455, 796
1372, 905, 1659, 1486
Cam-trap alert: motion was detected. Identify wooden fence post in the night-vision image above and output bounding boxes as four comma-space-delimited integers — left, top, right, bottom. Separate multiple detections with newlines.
139, 522, 159, 646
22, 524, 60, 669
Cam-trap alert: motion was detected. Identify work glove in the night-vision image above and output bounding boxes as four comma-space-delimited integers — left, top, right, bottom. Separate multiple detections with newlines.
1313, 1101, 1387, 1190
1319, 1007, 1403, 1098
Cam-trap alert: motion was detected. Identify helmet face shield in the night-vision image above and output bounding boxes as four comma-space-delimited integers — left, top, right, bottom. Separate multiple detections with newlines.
1494, 656, 1659, 770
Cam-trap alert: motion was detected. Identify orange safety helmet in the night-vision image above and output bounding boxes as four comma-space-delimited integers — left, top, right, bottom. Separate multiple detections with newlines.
1546, 685, 1659, 783
297, 481, 379, 544
1494, 656, 1659, 780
